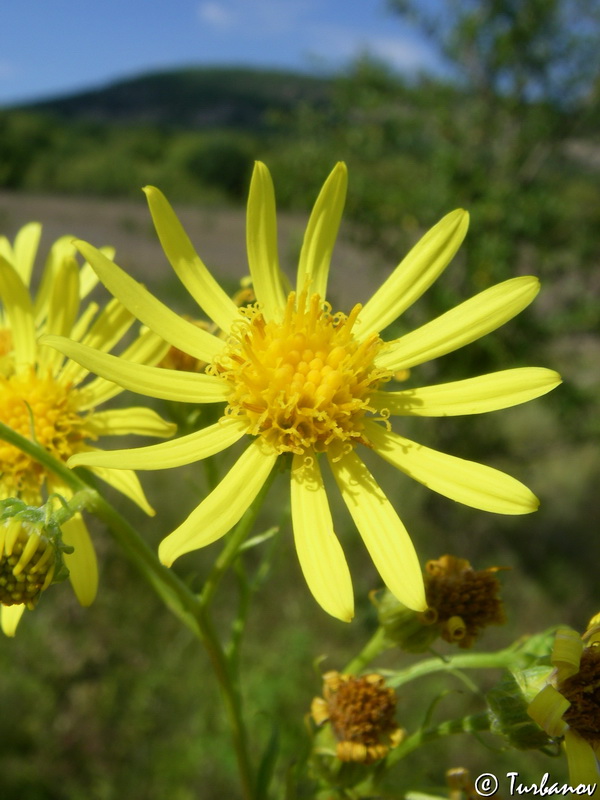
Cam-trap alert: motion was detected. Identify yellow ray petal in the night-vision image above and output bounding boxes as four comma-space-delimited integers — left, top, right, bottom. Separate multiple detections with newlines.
1, 604, 26, 636
37, 254, 80, 374
296, 162, 347, 304
159, 440, 278, 566
70, 417, 247, 470
120, 326, 169, 363
80, 297, 134, 351
291, 451, 354, 622
528, 684, 570, 738
70, 300, 100, 342
84, 407, 177, 438
61, 514, 98, 607
88, 463, 155, 516
41, 335, 228, 403
0, 255, 36, 369
33, 236, 77, 325
366, 421, 539, 514
0, 236, 10, 262
78, 245, 116, 299
78, 328, 171, 408
357, 209, 469, 338
74, 239, 222, 362
59, 298, 135, 386
246, 162, 286, 321
371, 368, 562, 417
13, 222, 42, 286
564, 729, 600, 788
144, 186, 239, 332
328, 449, 426, 611
375, 276, 540, 371
552, 627, 584, 681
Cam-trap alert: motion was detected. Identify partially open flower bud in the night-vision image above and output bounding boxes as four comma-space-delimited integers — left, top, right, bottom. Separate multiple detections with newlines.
0, 519, 57, 609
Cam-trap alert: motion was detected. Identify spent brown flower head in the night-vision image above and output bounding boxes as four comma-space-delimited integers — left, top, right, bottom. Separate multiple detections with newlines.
559, 643, 600, 746
422, 554, 507, 648
311, 670, 404, 763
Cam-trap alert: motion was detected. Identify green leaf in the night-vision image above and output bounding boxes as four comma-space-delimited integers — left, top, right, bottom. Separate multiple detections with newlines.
255, 720, 280, 800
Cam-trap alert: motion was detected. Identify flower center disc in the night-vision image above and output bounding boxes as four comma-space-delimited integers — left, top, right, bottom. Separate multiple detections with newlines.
210, 292, 389, 457
0, 369, 91, 500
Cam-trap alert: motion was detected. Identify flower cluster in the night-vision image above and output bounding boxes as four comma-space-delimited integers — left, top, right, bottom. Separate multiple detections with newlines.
0, 226, 174, 633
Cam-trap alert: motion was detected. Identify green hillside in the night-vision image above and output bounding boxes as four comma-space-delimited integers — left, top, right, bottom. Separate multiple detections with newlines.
0, 66, 333, 201
10, 66, 330, 130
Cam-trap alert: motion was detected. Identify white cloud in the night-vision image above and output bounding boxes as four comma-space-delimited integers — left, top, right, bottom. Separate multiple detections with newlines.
249, 0, 315, 34
363, 34, 437, 72
307, 25, 436, 74
193, 2, 439, 75
197, 0, 315, 35
197, 2, 236, 28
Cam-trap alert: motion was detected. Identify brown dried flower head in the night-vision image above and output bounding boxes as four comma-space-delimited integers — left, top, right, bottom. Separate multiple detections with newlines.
311, 670, 404, 763
421, 554, 507, 648
559, 641, 600, 747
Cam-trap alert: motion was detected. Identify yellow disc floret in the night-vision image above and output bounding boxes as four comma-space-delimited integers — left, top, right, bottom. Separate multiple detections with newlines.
0, 368, 94, 501
209, 291, 389, 457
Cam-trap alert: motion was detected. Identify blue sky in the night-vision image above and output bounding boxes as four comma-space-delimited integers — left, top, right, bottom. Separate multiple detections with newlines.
0, 0, 443, 105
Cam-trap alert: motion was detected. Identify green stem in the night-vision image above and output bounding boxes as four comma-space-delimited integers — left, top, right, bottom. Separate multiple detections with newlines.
353, 712, 491, 795
386, 711, 490, 763
52, 489, 100, 525
0, 421, 86, 494
91, 492, 256, 799
385, 644, 525, 689
88, 489, 206, 638
0, 422, 258, 800
343, 627, 390, 674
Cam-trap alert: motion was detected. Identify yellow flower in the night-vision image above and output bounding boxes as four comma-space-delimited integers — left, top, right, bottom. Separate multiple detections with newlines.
528, 621, 600, 790
0, 225, 175, 634
44, 163, 560, 622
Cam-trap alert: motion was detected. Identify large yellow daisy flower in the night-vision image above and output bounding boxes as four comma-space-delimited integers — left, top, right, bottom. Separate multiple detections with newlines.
0, 225, 175, 634
44, 163, 560, 622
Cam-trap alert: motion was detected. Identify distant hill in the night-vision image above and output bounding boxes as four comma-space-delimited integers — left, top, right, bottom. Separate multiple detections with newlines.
12, 66, 331, 131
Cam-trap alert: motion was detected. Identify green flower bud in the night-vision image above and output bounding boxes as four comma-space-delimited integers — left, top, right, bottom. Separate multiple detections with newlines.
374, 588, 440, 652
0, 498, 71, 611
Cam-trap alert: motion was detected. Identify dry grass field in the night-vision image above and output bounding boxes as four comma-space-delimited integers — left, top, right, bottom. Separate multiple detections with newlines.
0, 189, 381, 309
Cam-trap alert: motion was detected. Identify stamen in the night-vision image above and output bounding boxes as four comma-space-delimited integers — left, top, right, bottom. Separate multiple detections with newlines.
209, 292, 390, 456
0, 368, 95, 500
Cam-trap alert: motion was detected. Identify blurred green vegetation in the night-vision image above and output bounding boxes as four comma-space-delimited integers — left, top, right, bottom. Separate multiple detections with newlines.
1, 2, 599, 797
